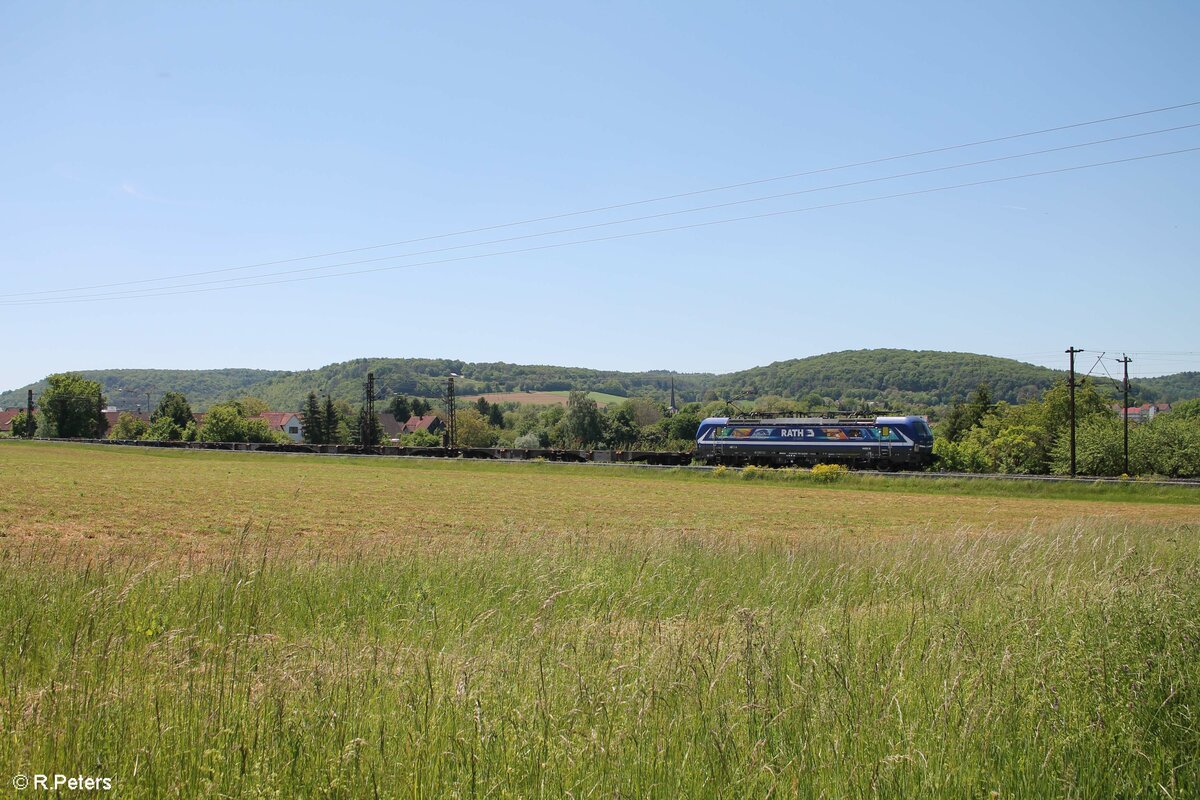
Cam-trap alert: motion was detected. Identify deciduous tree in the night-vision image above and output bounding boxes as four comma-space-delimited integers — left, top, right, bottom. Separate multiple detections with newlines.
562, 391, 604, 447
40, 373, 106, 438
199, 404, 245, 442
108, 412, 148, 440
9, 410, 36, 438
142, 416, 183, 441
455, 407, 496, 447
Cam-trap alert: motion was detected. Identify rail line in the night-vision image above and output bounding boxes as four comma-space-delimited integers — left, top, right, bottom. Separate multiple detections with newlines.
10, 437, 1200, 488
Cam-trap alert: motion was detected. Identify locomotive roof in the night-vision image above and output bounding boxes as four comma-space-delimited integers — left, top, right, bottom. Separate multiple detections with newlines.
706, 415, 925, 425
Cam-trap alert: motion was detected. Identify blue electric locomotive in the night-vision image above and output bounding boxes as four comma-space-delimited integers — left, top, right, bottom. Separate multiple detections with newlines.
695, 415, 934, 468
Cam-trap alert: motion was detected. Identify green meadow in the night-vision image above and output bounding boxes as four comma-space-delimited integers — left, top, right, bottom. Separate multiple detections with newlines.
1, 442, 1197, 798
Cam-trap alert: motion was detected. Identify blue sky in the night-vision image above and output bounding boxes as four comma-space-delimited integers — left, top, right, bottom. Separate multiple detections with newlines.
1, 1, 1197, 392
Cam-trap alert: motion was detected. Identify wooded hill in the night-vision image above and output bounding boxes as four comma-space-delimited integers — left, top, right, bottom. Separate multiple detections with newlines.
4, 351, 1197, 411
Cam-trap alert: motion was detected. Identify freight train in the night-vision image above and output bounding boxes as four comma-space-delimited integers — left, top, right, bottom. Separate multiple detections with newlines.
693, 415, 935, 468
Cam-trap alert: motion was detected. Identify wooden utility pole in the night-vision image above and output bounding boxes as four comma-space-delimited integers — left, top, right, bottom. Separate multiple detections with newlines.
1117, 354, 1132, 475
1066, 347, 1083, 478
26, 389, 34, 438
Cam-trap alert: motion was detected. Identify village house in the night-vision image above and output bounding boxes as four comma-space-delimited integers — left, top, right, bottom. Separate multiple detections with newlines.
378, 412, 404, 441
375, 413, 445, 442
1111, 402, 1171, 423
402, 414, 444, 436
0, 408, 25, 435
255, 411, 304, 443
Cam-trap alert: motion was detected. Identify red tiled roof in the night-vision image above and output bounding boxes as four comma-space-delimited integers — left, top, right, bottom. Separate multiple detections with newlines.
102, 410, 150, 429
378, 412, 404, 437
402, 414, 443, 433
0, 409, 23, 432
254, 412, 300, 430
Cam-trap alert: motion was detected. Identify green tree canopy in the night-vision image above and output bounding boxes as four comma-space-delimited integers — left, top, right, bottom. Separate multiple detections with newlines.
1169, 398, 1200, 420
142, 416, 183, 441
401, 429, 441, 447
152, 391, 194, 429
562, 391, 604, 447
387, 395, 412, 423
108, 412, 149, 440
353, 406, 383, 447
40, 373, 106, 438
321, 396, 344, 444
455, 408, 497, 448
302, 392, 325, 444
604, 406, 640, 449
9, 410, 36, 438
199, 404, 246, 442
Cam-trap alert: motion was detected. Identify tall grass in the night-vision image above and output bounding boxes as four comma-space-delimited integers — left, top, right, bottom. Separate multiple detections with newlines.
2, 521, 1197, 797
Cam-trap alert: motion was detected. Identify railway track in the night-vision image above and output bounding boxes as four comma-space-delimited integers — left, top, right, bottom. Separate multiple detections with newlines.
11, 437, 1200, 488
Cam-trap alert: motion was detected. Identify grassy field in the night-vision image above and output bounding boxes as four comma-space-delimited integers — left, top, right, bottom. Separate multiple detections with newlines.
1, 442, 1198, 797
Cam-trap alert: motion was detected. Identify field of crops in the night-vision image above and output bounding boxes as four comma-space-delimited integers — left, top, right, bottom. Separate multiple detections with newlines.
1, 442, 1198, 797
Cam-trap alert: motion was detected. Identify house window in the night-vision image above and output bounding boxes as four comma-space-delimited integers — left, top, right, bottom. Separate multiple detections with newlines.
289, 426, 299, 434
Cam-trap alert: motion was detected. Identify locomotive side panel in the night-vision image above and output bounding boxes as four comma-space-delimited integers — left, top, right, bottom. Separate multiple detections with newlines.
694, 416, 934, 469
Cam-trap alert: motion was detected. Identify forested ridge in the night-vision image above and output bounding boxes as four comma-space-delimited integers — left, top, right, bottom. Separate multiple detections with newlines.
3, 350, 1197, 411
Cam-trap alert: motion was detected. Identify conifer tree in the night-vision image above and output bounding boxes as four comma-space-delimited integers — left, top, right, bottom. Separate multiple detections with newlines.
302, 392, 325, 444
322, 395, 342, 444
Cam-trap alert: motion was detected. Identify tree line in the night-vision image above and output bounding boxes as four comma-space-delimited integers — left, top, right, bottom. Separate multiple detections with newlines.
7, 373, 295, 445
11, 372, 1199, 479
934, 380, 1200, 478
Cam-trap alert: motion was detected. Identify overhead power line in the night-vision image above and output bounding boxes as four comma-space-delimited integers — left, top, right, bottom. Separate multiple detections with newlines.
6, 125, 1199, 303
4, 145, 1197, 307
3, 100, 1197, 300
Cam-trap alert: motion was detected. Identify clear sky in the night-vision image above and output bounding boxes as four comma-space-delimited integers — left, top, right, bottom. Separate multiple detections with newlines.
2, 1, 1197, 392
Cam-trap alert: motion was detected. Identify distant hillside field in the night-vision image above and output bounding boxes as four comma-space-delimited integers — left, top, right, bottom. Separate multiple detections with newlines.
459, 391, 624, 407
4, 350, 1197, 411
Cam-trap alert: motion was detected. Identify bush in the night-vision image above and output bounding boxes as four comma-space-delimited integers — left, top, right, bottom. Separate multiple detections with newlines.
108, 412, 148, 440
1140, 415, 1200, 478
402, 430, 442, 448
243, 418, 281, 444
141, 417, 183, 442
514, 432, 542, 449
740, 465, 767, 480
810, 463, 849, 483
8, 410, 36, 438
